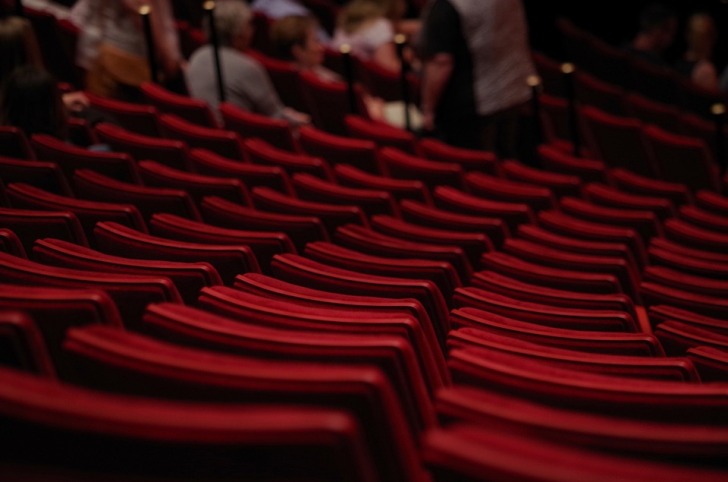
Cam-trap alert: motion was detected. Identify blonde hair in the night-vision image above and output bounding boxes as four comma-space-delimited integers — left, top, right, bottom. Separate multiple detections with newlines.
337, 0, 404, 34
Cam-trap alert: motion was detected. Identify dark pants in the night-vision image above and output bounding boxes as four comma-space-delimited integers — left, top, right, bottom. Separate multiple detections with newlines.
437, 101, 528, 159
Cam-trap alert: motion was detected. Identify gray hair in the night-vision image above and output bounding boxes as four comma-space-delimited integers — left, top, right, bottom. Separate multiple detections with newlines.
205, 0, 252, 47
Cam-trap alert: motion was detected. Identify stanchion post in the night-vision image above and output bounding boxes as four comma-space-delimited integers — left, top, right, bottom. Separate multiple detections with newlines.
340, 44, 357, 114
394, 33, 412, 132
203, 1, 225, 103
139, 4, 159, 84
527, 74, 542, 162
712, 102, 726, 175
561, 62, 580, 157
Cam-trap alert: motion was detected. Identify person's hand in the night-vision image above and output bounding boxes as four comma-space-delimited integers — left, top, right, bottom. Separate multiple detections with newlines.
421, 110, 435, 133
282, 107, 311, 126
62, 91, 90, 114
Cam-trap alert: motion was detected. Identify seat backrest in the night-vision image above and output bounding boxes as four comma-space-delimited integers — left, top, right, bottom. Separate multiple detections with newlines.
0, 252, 181, 332
453, 285, 637, 333
234, 271, 448, 388
5, 182, 148, 242
86, 93, 162, 137
0, 206, 88, 252
0, 155, 73, 196
0, 228, 26, 258
93, 221, 261, 285
140, 81, 218, 127
189, 148, 295, 195
334, 223, 473, 283
380, 147, 465, 190
299, 125, 381, 174
249, 50, 309, 113
293, 172, 398, 218
252, 186, 367, 235
33, 238, 222, 306
0, 365, 379, 482
450, 307, 663, 357
139, 159, 251, 206
157, 113, 245, 160
0, 309, 55, 377
62, 324, 425, 482
422, 422, 728, 481
30, 134, 141, 183
270, 253, 449, 345
579, 105, 658, 177
345, 115, 418, 154
94, 122, 190, 171
199, 195, 327, 253
149, 212, 295, 274
642, 124, 721, 192
142, 302, 436, 435
243, 137, 334, 181
72, 168, 201, 222
219, 101, 300, 152
448, 347, 728, 423
0, 126, 35, 160
299, 70, 368, 136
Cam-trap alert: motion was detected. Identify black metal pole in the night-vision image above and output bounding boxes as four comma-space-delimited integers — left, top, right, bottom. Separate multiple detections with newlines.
340, 44, 357, 114
712, 102, 726, 175
139, 5, 159, 84
561, 62, 580, 157
527, 74, 542, 163
203, 1, 225, 103
394, 34, 411, 132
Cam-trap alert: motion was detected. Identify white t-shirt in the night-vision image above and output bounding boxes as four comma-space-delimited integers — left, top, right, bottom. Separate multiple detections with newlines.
331, 18, 394, 61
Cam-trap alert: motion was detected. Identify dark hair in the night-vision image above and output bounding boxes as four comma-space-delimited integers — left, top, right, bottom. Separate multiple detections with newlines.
639, 2, 677, 32
0, 65, 67, 139
0, 15, 42, 82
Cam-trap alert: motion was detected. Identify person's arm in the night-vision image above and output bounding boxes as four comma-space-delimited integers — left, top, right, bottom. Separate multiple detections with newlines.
420, 52, 453, 131
372, 41, 401, 74
417, 0, 459, 131
692, 60, 720, 92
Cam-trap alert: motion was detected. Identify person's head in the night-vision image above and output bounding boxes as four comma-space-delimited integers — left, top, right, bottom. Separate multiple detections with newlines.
0, 15, 42, 82
0, 65, 67, 139
637, 2, 678, 52
270, 15, 325, 69
205, 0, 253, 51
338, 0, 406, 34
685, 12, 716, 59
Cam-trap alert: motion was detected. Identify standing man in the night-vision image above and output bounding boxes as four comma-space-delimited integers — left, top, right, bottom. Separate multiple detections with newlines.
418, 0, 535, 158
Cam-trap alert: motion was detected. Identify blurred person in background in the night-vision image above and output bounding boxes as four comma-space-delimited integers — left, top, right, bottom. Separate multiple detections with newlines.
186, 0, 309, 126
418, 0, 535, 157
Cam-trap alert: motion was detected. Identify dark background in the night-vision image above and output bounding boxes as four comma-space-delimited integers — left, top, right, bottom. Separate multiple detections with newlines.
522, 0, 728, 73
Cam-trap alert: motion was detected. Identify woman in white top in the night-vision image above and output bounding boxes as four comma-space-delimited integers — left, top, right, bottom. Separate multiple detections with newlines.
330, 0, 410, 74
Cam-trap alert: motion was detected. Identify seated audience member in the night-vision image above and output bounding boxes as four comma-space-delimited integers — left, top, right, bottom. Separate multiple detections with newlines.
185, 0, 309, 126
270, 13, 423, 129
623, 2, 678, 68
251, 0, 331, 41
270, 14, 340, 82
0, 65, 110, 149
0, 65, 69, 140
72, 0, 184, 102
331, 0, 411, 74
0, 15, 89, 117
675, 11, 721, 92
